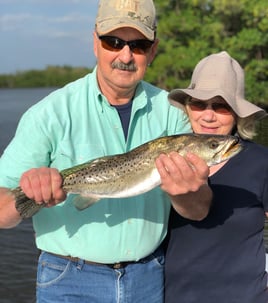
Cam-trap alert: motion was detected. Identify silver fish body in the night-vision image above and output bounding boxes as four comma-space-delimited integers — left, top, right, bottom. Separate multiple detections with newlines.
14, 133, 242, 219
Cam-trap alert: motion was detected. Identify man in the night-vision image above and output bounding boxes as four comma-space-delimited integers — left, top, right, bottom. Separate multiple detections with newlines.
0, 0, 211, 302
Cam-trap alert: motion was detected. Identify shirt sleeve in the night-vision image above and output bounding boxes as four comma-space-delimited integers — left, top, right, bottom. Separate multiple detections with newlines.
0, 108, 52, 188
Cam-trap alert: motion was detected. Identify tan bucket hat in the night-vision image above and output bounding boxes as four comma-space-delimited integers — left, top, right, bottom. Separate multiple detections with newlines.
168, 51, 267, 119
95, 0, 156, 41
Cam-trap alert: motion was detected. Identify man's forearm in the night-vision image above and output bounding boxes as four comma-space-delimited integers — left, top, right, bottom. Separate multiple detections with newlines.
0, 188, 22, 228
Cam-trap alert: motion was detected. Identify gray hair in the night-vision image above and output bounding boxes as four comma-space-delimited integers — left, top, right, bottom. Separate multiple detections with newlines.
236, 115, 257, 140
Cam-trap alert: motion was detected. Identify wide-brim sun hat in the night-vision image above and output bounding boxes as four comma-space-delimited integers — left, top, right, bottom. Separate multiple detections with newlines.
95, 0, 156, 41
168, 51, 267, 120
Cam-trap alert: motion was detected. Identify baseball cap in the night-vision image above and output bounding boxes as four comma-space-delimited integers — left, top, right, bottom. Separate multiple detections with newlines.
168, 51, 267, 119
95, 0, 156, 41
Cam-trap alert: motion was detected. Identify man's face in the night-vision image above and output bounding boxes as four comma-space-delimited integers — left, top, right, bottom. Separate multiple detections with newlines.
94, 27, 158, 96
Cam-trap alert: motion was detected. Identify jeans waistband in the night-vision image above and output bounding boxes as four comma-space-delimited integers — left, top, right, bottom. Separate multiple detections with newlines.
46, 247, 163, 270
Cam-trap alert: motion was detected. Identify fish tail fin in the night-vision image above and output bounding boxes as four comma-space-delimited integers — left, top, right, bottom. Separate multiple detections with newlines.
13, 187, 45, 219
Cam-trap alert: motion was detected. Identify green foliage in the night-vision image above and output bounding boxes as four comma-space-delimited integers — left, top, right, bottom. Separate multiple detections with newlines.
1, 0, 268, 108
0, 66, 92, 88
145, 0, 268, 107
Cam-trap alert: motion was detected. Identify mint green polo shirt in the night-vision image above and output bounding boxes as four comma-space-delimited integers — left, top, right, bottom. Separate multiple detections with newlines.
0, 68, 191, 262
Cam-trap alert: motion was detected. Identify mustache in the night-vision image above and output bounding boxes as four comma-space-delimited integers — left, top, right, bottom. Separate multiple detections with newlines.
111, 61, 137, 71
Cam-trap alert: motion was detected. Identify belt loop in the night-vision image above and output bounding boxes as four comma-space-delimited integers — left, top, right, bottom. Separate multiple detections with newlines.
76, 258, 84, 270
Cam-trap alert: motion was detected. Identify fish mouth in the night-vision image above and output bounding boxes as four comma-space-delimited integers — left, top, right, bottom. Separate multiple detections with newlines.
221, 136, 242, 160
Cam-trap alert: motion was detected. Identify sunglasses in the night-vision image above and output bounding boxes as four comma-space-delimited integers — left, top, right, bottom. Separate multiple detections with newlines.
186, 100, 232, 114
97, 35, 154, 54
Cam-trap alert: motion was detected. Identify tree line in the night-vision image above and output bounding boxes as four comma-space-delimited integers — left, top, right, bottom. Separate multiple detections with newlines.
0, 66, 92, 89
1, 0, 267, 108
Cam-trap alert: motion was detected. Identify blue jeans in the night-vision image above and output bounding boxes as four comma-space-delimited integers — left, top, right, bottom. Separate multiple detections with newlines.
36, 249, 164, 303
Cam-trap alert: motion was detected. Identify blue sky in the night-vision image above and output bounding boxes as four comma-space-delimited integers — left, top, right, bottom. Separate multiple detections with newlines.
0, 0, 99, 74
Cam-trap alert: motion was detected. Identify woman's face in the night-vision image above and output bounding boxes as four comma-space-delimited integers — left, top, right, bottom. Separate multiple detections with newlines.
185, 96, 237, 135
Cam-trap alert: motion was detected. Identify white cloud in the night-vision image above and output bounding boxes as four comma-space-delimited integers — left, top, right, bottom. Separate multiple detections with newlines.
0, 12, 94, 39
47, 13, 93, 25
0, 0, 98, 73
1, 12, 93, 27
0, 14, 32, 31
0, 0, 97, 4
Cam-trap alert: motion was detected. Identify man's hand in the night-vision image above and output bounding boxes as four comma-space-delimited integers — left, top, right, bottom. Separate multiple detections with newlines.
19, 167, 66, 207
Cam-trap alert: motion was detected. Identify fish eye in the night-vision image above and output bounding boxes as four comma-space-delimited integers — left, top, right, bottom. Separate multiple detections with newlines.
209, 140, 219, 149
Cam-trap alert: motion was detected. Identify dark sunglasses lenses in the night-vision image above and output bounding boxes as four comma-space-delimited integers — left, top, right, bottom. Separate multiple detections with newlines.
98, 36, 153, 54
187, 101, 232, 114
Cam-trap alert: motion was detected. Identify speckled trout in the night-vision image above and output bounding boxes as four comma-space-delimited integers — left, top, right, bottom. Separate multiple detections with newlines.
14, 133, 242, 219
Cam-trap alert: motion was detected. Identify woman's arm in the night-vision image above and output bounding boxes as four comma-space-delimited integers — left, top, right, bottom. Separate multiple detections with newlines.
155, 152, 212, 221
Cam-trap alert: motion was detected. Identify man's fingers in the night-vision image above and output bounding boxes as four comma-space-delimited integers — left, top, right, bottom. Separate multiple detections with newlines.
19, 167, 65, 205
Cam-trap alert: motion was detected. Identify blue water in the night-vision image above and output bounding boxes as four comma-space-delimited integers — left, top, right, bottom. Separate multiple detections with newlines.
0, 88, 57, 303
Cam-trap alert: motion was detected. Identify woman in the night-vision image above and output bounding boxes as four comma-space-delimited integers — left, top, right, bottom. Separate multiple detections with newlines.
165, 51, 268, 303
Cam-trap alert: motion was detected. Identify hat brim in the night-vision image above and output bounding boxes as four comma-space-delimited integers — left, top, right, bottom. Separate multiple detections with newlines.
168, 88, 267, 119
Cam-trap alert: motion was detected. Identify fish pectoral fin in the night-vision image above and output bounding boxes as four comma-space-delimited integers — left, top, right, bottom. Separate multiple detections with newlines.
73, 195, 100, 211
